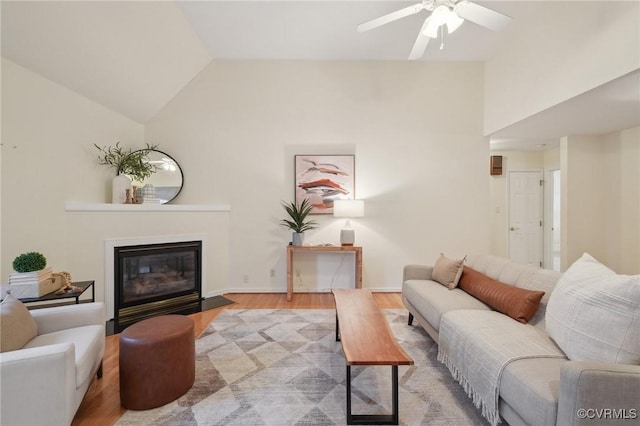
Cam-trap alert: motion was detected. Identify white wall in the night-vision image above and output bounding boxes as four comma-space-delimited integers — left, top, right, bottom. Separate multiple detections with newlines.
561, 135, 605, 268
485, 1, 640, 134
561, 129, 640, 273
602, 126, 640, 274
1, 59, 230, 311
3, 54, 636, 301
146, 60, 490, 292
544, 147, 560, 170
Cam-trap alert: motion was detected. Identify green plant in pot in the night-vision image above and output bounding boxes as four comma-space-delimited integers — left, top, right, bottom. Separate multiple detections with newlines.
280, 199, 318, 246
94, 142, 159, 181
94, 142, 158, 203
13, 252, 47, 273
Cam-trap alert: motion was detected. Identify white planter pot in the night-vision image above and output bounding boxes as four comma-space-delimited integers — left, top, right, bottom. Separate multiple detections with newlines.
112, 174, 132, 204
292, 232, 304, 246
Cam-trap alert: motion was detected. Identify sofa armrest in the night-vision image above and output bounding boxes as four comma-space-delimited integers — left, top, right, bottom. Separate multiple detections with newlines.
0, 343, 78, 425
403, 265, 433, 281
31, 302, 106, 335
557, 361, 640, 425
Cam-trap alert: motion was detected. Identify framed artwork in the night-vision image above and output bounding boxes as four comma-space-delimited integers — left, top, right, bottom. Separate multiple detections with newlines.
295, 155, 355, 214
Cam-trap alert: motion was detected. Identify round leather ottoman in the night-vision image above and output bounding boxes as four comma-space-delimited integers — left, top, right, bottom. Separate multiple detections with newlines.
119, 315, 195, 410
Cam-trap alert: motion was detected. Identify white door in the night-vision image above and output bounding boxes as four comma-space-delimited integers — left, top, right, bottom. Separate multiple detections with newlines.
508, 171, 543, 267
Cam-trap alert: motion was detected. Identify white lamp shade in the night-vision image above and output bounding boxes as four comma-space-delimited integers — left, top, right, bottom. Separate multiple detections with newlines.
446, 12, 464, 33
334, 199, 364, 246
333, 199, 365, 218
422, 15, 439, 38
422, 5, 464, 38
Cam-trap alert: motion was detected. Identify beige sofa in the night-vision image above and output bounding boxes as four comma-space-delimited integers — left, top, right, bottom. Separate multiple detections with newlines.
0, 299, 106, 426
402, 254, 640, 426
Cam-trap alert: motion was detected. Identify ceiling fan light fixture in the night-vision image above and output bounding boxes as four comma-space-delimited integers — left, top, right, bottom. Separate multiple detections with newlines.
446, 11, 464, 33
422, 16, 439, 38
422, 4, 463, 38
431, 5, 450, 26
356, 0, 512, 60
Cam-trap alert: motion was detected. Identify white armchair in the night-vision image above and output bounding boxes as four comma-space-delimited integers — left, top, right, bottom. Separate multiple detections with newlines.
0, 301, 106, 426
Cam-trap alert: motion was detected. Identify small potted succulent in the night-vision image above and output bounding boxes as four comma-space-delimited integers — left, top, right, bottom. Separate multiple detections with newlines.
12, 252, 47, 273
94, 142, 158, 203
280, 199, 318, 246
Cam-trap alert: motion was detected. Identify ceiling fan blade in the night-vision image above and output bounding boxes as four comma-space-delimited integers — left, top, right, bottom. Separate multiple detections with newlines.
454, 0, 512, 32
357, 3, 425, 33
408, 17, 432, 60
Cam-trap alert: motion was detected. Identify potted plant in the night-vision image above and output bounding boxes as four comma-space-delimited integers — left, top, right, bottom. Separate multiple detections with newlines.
280, 199, 318, 246
9, 252, 57, 298
94, 142, 158, 203
12, 252, 47, 273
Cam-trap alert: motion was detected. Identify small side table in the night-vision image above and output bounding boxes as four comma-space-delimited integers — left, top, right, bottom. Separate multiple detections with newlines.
286, 246, 362, 301
20, 280, 95, 308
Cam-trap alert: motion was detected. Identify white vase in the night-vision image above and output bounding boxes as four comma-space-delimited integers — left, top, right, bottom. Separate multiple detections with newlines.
292, 232, 304, 246
112, 174, 132, 204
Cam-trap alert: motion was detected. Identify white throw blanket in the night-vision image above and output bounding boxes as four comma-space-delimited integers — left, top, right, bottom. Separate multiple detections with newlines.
437, 310, 566, 426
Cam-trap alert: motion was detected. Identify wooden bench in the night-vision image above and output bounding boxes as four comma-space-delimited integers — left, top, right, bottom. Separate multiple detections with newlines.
332, 289, 414, 425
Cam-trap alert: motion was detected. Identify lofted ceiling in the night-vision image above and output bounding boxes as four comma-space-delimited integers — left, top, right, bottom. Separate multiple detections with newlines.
2, 1, 639, 145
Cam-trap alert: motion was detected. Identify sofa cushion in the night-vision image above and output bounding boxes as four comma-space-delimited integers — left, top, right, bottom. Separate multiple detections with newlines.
499, 357, 566, 426
546, 253, 640, 364
0, 294, 38, 352
459, 266, 545, 324
431, 254, 465, 289
23, 324, 104, 387
403, 279, 490, 332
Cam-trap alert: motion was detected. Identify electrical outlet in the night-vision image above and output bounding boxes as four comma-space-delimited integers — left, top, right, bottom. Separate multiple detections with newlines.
242, 274, 249, 284
270, 269, 276, 277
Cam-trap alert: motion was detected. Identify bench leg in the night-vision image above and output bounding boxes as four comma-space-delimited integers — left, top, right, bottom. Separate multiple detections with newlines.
336, 313, 340, 342
346, 365, 399, 425
408, 313, 414, 326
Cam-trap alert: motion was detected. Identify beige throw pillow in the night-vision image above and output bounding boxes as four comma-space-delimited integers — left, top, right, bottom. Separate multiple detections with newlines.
0, 293, 38, 352
546, 253, 640, 364
432, 253, 466, 289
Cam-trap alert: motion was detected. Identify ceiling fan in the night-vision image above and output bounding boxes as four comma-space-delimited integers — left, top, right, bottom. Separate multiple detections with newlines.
357, 0, 512, 60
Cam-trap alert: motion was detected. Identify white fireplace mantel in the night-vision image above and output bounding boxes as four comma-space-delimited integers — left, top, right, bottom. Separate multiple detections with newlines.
65, 201, 230, 212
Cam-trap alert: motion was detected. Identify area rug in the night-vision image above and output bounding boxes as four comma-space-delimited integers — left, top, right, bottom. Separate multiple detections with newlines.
116, 309, 486, 425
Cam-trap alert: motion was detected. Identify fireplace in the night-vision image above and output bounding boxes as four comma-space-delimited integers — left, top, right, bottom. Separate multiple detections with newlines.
114, 240, 202, 332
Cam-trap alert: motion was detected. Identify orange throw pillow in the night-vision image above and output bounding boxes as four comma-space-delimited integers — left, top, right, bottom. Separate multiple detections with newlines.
458, 266, 545, 324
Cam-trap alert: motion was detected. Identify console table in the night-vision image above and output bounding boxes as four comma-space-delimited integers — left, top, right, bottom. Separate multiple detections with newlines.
20, 280, 95, 308
286, 245, 362, 301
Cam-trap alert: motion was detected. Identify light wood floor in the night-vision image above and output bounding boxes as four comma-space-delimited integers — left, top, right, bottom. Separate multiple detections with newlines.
72, 292, 404, 426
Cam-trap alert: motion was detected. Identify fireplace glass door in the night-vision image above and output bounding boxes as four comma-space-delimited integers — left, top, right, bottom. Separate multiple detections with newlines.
114, 240, 202, 331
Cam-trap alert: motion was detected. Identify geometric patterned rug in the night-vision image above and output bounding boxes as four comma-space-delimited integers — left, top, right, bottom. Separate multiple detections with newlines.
116, 309, 486, 425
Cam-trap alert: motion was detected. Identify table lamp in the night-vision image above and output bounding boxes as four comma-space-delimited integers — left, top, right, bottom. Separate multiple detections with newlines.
333, 199, 365, 246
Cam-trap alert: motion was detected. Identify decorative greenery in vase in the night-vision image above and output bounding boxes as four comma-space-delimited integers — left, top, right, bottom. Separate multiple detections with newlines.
13, 252, 47, 273
94, 142, 159, 181
280, 199, 318, 235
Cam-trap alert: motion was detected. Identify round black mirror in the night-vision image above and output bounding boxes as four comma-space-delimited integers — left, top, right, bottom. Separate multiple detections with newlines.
128, 150, 183, 204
